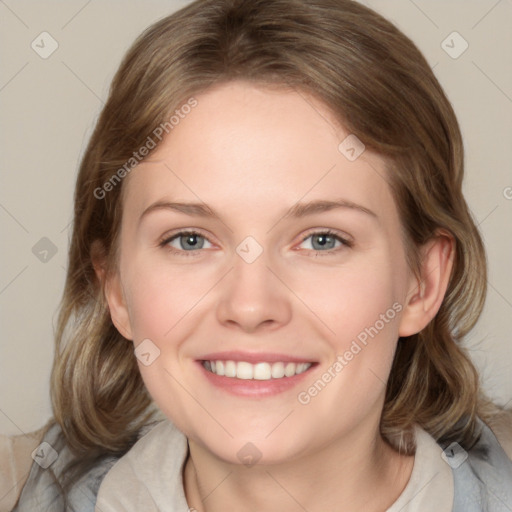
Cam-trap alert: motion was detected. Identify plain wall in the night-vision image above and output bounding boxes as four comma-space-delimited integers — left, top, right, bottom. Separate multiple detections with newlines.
0, 0, 511, 435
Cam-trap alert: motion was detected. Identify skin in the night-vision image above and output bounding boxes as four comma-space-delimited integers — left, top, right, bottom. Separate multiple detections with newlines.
100, 80, 454, 511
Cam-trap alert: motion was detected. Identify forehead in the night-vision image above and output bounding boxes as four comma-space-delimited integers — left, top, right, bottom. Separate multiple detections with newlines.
123, 81, 396, 222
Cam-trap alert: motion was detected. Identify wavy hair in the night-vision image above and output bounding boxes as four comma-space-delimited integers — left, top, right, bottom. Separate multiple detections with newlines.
25, 0, 501, 503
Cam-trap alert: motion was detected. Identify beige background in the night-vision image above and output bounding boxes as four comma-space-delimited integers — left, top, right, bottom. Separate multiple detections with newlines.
0, 0, 511, 436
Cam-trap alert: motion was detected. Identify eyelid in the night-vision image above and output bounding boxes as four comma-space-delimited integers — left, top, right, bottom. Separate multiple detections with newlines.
158, 229, 216, 252
298, 228, 353, 248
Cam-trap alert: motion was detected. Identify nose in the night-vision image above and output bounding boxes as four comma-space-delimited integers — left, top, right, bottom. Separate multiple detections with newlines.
215, 251, 292, 333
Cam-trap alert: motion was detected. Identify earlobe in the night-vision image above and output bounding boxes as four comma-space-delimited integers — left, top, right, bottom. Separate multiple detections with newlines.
103, 272, 134, 340
91, 241, 134, 340
398, 233, 454, 337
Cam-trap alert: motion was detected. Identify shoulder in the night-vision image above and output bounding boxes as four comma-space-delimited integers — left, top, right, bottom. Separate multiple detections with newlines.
13, 421, 120, 512
485, 407, 512, 460
13, 421, 136, 512
95, 419, 189, 512
448, 412, 512, 511
0, 425, 45, 511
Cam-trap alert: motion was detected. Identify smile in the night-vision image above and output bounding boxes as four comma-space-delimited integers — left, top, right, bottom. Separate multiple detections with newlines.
202, 360, 312, 380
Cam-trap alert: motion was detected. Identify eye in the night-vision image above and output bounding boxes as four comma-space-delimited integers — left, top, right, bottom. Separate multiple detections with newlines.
160, 230, 213, 254
299, 230, 352, 254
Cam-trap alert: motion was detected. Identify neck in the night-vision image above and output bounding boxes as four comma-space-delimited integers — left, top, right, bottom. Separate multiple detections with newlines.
183, 422, 414, 512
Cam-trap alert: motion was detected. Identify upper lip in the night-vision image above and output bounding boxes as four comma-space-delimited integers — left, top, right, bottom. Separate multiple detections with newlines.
198, 351, 317, 364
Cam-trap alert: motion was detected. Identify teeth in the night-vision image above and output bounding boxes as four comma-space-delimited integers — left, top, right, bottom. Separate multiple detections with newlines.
225, 360, 237, 378
284, 362, 296, 377
203, 360, 312, 380
254, 362, 271, 380
271, 362, 285, 378
237, 362, 253, 380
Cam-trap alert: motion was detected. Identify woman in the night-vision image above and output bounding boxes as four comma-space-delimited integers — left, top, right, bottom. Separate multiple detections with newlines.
13, 1, 512, 510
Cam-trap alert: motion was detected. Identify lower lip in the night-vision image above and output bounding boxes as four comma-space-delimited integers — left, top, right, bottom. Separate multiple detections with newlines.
196, 361, 316, 397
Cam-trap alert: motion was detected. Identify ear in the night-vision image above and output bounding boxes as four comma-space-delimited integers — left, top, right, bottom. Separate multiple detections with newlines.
398, 232, 455, 337
91, 240, 134, 340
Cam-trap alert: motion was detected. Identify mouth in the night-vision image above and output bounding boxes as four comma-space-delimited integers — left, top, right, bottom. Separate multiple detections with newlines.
201, 360, 312, 380
196, 356, 318, 397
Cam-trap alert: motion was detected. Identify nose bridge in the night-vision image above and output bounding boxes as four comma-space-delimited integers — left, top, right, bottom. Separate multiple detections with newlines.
232, 245, 271, 294
215, 241, 291, 331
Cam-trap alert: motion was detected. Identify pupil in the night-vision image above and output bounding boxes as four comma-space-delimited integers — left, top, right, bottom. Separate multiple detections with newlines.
182, 234, 202, 250
313, 234, 334, 250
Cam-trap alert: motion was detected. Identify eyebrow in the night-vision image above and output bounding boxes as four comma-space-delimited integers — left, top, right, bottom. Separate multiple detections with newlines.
286, 199, 377, 219
139, 198, 377, 224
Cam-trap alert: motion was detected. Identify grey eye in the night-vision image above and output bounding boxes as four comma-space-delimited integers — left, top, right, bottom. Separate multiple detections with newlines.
301, 233, 343, 251
168, 232, 212, 251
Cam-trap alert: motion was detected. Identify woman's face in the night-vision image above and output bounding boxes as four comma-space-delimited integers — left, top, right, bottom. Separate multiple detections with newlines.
108, 80, 417, 464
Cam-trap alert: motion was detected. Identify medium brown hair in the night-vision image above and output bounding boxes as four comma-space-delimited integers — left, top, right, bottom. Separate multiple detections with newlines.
33, 0, 499, 501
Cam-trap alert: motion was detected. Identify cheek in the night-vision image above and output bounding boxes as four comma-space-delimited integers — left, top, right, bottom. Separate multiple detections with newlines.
292, 258, 402, 343
340, 274, 399, 344
295, 268, 402, 419
122, 255, 216, 339
289, 254, 405, 403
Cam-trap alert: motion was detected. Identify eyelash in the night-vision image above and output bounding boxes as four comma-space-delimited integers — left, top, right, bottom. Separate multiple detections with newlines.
158, 229, 353, 257
158, 230, 212, 258
300, 229, 353, 256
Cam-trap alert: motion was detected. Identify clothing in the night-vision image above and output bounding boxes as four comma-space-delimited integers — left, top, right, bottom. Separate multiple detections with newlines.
12, 417, 512, 511
10, 422, 118, 512
0, 427, 43, 512
95, 417, 512, 511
